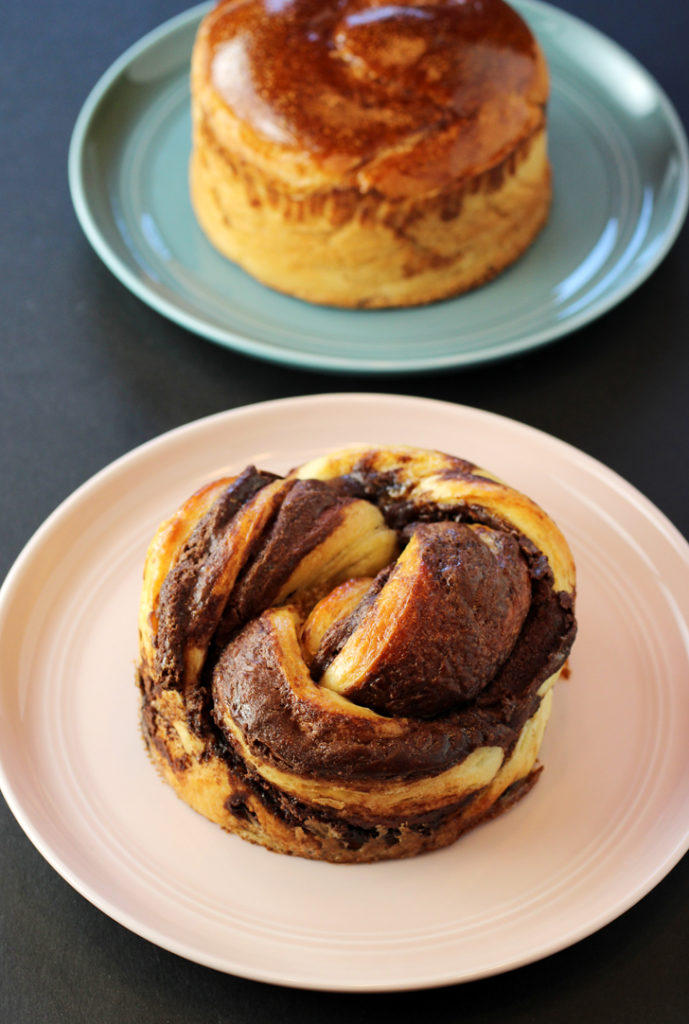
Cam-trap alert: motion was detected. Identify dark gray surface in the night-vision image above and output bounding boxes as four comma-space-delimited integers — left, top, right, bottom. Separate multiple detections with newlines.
2, 0, 688, 1019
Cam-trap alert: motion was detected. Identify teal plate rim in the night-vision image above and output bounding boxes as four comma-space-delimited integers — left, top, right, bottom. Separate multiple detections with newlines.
68, 1, 689, 374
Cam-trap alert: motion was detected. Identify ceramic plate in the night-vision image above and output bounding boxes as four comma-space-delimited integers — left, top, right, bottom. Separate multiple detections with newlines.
68, 2, 689, 373
2, 394, 689, 991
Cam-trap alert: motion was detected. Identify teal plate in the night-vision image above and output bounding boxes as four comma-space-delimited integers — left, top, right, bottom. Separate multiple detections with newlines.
68, 1, 689, 374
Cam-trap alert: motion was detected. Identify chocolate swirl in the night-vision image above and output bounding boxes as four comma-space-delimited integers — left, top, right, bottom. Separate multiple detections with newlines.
137, 445, 576, 862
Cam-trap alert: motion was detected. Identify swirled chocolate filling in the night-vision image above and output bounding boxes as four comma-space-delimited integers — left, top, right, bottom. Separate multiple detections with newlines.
152, 460, 576, 783
211, 569, 571, 781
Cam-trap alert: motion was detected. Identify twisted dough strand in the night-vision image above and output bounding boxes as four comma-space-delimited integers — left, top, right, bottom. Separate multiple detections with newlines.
137, 445, 576, 861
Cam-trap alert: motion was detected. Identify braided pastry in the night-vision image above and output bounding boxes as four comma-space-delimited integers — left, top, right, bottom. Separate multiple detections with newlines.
137, 446, 576, 862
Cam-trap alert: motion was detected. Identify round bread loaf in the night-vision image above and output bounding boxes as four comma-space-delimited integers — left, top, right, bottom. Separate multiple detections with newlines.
189, 0, 551, 308
137, 445, 576, 862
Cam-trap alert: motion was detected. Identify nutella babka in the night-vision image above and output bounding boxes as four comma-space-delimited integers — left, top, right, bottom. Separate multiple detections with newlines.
137, 445, 576, 862
189, 0, 552, 308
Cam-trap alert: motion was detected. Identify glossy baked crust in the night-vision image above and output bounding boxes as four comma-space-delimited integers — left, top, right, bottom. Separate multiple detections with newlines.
137, 445, 576, 862
189, 0, 551, 307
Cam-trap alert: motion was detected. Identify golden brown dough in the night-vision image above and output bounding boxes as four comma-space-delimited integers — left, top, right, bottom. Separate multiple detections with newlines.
137, 445, 576, 862
189, 0, 551, 308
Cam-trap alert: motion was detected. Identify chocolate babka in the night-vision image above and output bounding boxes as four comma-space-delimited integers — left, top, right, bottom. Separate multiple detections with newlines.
137, 445, 576, 862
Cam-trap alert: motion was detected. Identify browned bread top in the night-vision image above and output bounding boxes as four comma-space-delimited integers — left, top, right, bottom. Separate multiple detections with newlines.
193, 0, 549, 198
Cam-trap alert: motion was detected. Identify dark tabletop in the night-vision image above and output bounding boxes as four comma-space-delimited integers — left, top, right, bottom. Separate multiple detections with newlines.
2, 0, 688, 1020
